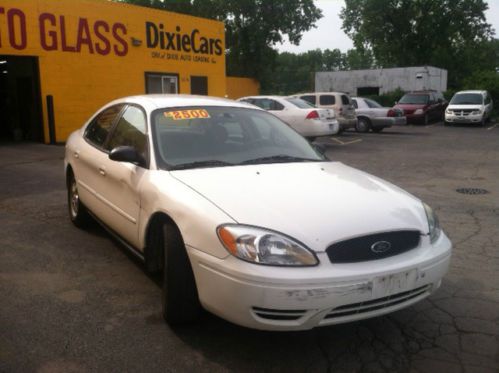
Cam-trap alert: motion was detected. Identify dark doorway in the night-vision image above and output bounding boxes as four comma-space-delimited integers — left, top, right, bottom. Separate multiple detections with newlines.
0, 55, 43, 142
190, 76, 208, 95
357, 87, 380, 96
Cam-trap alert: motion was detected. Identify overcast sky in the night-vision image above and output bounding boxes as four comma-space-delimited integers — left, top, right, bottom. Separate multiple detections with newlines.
277, 0, 499, 53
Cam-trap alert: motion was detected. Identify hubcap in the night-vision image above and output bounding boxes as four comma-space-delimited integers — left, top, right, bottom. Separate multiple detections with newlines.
70, 180, 79, 217
358, 119, 368, 132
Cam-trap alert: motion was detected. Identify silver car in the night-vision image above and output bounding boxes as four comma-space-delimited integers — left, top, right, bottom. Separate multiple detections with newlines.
352, 97, 406, 133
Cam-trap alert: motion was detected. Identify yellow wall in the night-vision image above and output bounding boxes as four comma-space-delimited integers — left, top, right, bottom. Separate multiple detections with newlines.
0, 0, 226, 142
226, 77, 260, 99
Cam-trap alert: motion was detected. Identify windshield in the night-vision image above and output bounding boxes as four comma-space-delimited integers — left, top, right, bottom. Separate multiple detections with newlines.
450, 93, 483, 105
285, 97, 315, 109
399, 94, 429, 105
151, 106, 324, 170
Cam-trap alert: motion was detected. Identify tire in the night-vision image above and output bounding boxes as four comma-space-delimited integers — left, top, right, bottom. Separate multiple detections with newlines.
306, 136, 317, 142
67, 171, 91, 228
372, 127, 384, 133
481, 117, 487, 127
423, 113, 429, 126
162, 223, 201, 325
355, 117, 370, 133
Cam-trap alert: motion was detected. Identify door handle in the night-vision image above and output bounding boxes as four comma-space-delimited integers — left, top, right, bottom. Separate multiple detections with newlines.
98, 167, 106, 176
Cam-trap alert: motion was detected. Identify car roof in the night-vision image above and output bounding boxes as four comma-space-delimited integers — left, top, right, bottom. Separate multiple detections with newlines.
454, 90, 486, 95
293, 92, 349, 96
106, 94, 259, 111
239, 95, 286, 100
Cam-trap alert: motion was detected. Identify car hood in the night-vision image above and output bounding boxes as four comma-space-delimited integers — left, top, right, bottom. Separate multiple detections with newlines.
170, 162, 428, 252
447, 104, 482, 110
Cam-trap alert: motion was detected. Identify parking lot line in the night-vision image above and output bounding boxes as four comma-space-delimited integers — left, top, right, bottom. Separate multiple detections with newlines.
487, 123, 497, 130
330, 137, 362, 145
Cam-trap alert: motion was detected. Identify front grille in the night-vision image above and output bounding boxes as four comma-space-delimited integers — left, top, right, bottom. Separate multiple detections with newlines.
326, 230, 421, 263
324, 284, 431, 319
251, 307, 307, 321
449, 109, 474, 116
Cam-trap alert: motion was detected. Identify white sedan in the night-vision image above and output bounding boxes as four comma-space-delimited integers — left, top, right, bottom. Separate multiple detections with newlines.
65, 95, 452, 331
238, 95, 339, 139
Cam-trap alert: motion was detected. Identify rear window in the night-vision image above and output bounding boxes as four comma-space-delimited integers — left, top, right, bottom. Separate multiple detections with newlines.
319, 95, 335, 105
365, 98, 382, 108
300, 95, 316, 105
285, 98, 315, 109
341, 95, 350, 105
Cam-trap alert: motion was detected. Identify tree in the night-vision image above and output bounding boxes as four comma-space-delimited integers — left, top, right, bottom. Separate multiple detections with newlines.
340, 0, 495, 87
117, 0, 322, 83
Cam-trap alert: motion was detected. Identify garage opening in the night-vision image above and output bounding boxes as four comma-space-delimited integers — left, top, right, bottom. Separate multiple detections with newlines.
0, 55, 43, 142
357, 87, 380, 96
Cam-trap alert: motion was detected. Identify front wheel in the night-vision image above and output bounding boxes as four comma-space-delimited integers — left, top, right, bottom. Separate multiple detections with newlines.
162, 223, 201, 325
423, 113, 429, 126
67, 171, 91, 228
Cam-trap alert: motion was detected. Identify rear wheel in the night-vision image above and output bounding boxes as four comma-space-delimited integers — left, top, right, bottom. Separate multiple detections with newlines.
162, 223, 201, 325
355, 117, 371, 133
67, 171, 91, 228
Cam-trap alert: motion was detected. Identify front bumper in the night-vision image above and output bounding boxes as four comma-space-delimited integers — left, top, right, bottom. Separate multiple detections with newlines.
188, 232, 452, 330
406, 113, 426, 124
445, 113, 483, 124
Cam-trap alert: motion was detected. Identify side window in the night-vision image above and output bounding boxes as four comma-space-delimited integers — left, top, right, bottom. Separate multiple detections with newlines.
485, 94, 491, 104
341, 95, 350, 105
253, 99, 272, 110
270, 100, 285, 111
300, 95, 316, 105
85, 105, 124, 148
106, 106, 148, 162
352, 99, 358, 109
320, 95, 335, 105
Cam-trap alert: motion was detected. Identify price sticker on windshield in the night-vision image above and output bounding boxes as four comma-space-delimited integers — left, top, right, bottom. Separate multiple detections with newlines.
163, 109, 210, 120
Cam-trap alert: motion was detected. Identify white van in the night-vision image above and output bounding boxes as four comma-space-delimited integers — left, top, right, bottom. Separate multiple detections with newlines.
445, 90, 493, 126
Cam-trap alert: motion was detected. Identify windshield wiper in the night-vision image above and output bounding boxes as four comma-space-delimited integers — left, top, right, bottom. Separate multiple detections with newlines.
169, 160, 235, 170
241, 155, 322, 165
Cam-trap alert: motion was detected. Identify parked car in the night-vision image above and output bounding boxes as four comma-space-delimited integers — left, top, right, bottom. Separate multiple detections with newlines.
445, 90, 493, 126
65, 94, 452, 331
290, 92, 358, 132
238, 95, 339, 139
394, 91, 447, 125
351, 97, 406, 133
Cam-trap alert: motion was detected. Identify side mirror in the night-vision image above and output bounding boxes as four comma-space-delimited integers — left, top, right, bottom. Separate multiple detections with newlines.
109, 146, 146, 167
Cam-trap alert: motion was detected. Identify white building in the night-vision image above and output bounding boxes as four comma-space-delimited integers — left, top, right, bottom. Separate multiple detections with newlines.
315, 66, 448, 95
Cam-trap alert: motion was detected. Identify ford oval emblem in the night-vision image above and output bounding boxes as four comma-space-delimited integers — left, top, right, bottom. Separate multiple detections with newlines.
371, 241, 391, 253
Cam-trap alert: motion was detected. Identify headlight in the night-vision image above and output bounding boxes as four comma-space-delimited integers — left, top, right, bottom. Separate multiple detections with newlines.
445, 109, 452, 114
471, 110, 483, 115
414, 109, 424, 115
423, 203, 441, 243
217, 225, 318, 266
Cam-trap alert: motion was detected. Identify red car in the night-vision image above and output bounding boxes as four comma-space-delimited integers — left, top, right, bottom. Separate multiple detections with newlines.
394, 91, 447, 125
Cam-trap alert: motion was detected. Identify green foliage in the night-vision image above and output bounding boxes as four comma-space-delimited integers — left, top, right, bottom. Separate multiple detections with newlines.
117, 0, 322, 81
340, 0, 495, 88
462, 70, 499, 116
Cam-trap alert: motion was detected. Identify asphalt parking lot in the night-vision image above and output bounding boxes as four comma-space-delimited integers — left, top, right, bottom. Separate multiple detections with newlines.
1, 122, 498, 372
